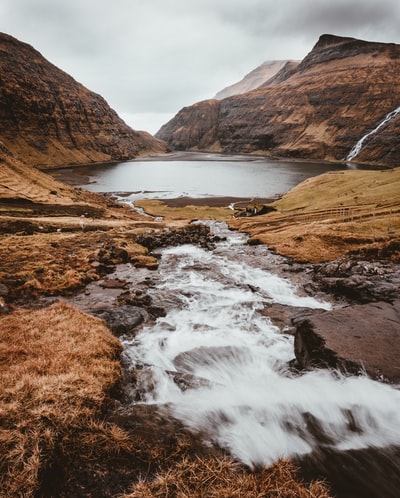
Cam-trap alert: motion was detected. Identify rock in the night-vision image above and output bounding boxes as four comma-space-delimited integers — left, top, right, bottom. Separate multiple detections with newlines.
260, 303, 318, 335
128, 367, 156, 401
156, 35, 400, 167
173, 346, 251, 373
313, 257, 400, 303
135, 224, 216, 252
93, 305, 147, 337
166, 370, 212, 391
99, 278, 129, 289
294, 300, 400, 382
97, 245, 129, 265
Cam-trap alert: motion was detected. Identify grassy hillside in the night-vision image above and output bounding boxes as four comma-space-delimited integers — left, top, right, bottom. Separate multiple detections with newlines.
230, 168, 400, 262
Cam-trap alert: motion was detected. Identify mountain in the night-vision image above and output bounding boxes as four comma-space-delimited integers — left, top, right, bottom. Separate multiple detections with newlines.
156, 35, 400, 167
0, 140, 113, 213
0, 33, 167, 169
214, 60, 297, 99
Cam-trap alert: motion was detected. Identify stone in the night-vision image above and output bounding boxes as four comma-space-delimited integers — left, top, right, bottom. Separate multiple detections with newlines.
135, 224, 216, 252
312, 256, 400, 303
99, 278, 129, 289
294, 300, 400, 382
93, 305, 147, 337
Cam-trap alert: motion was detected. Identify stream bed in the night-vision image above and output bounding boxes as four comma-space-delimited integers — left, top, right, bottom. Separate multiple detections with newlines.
69, 221, 400, 497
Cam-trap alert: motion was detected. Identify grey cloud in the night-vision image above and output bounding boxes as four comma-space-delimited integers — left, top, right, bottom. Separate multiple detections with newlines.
283, 0, 400, 39
1, 0, 400, 129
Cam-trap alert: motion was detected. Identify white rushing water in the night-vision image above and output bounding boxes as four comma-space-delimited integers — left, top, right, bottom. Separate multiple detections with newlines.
122, 223, 400, 467
346, 106, 400, 161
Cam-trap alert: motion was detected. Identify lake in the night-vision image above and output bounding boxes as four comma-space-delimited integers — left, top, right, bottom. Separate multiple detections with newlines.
53, 152, 350, 201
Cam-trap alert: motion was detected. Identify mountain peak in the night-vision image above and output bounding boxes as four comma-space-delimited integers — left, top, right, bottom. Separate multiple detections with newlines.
299, 33, 400, 71
314, 34, 357, 48
157, 34, 400, 167
214, 60, 291, 99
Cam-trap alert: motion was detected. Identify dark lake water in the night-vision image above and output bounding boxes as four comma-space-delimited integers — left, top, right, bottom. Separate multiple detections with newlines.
55, 152, 351, 201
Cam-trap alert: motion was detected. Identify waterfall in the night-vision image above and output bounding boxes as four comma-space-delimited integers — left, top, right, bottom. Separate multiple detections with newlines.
346, 106, 400, 161
122, 222, 400, 468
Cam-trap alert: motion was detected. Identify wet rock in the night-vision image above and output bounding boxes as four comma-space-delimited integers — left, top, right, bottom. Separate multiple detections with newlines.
260, 303, 317, 335
85, 269, 99, 281
99, 278, 129, 289
294, 300, 400, 382
247, 238, 262, 246
93, 305, 147, 337
298, 446, 400, 498
127, 367, 156, 401
97, 244, 129, 265
135, 224, 216, 252
313, 256, 400, 303
116, 290, 167, 320
173, 346, 251, 374
147, 306, 167, 318
108, 403, 218, 462
167, 371, 212, 392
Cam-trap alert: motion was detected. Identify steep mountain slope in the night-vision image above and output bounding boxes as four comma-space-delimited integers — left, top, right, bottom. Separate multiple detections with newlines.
0, 33, 167, 169
0, 141, 85, 204
214, 60, 296, 99
0, 140, 119, 215
157, 35, 400, 167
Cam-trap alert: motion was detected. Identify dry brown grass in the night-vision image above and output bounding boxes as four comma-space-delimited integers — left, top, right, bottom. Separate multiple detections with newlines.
0, 227, 160, 301
134, 199, 231, 225
0, 301, 125, 497
0, 301, 331, 497
123, 456, 331, 498
230, 168, 400, 262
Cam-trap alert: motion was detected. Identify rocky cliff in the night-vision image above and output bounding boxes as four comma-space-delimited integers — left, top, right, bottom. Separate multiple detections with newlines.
0, 33, 167, 169
157, 35, 400, 167
214, 60, 296, 99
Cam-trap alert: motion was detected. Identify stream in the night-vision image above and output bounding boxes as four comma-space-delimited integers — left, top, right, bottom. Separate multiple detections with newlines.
115, 222, 400, 497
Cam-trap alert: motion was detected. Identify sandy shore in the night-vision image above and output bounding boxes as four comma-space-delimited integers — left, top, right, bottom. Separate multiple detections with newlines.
160, 196, 275, 208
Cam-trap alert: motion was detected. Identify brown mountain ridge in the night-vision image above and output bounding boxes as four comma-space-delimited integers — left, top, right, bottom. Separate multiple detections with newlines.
214, 60, 298, 99
0, 32, 167, 169
156, 34, 400, 167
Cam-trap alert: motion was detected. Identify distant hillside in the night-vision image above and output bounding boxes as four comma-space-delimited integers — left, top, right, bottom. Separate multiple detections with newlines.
214, 60, 297, 99
0, 140, 109, 210
0, 33, 167, 169
157, 35, 400, 167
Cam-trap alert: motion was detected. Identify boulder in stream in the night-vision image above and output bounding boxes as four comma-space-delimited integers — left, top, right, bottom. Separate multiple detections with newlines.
294, 300, 400, 382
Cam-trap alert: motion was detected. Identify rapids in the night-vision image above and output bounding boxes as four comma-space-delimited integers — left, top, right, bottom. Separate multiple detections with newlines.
122, 222, 400, 470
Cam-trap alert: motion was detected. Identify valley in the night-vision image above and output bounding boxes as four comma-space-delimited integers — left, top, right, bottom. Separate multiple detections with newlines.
0, 30, 399, 498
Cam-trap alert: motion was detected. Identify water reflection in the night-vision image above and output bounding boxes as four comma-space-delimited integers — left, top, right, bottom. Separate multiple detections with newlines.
61, 153, 350, 199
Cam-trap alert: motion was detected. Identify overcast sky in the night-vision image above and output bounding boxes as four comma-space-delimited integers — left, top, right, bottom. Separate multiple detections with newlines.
1, 0, 399, 133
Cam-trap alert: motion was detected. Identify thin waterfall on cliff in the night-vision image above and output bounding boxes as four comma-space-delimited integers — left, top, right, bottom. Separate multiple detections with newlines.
346, 106, 400, 161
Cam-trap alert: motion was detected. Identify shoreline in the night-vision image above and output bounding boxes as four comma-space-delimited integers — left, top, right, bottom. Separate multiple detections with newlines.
157, 195, 276, 208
